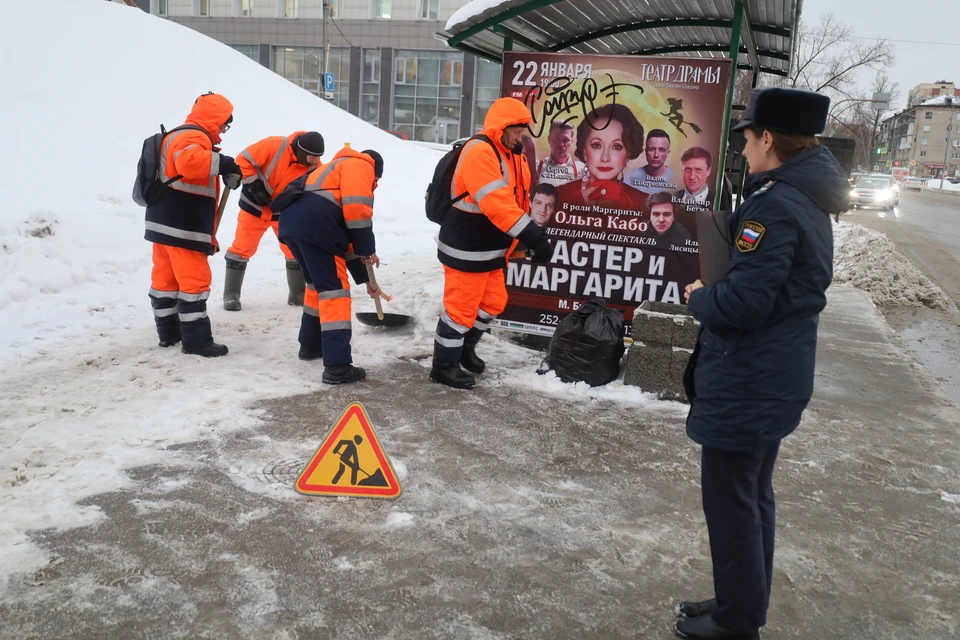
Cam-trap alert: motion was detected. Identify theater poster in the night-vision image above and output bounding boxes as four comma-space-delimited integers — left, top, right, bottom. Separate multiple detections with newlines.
494, 52, 732, 338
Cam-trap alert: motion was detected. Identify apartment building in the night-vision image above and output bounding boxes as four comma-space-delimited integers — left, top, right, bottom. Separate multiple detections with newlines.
121, 0, 501, 143
907, 81, 959, 108
878, 94, 960, 178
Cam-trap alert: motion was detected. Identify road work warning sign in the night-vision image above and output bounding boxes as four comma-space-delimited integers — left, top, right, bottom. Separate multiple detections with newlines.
295, 402, 401, 499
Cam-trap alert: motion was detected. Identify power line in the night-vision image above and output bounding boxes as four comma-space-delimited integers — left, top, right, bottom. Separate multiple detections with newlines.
850, 36, 960, 47
331, 17, 354, 47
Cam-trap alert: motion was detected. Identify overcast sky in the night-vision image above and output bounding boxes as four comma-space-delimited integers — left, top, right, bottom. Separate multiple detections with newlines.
799, 0, 958, 110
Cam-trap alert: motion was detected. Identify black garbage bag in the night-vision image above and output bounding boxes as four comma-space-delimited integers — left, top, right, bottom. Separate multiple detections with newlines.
546, 299, 625, 386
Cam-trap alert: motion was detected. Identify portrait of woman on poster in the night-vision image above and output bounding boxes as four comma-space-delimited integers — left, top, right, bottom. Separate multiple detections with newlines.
555, 103, 649, 212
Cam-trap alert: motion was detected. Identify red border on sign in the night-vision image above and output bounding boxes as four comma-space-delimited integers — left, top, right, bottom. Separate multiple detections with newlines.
295, 403, 401, 498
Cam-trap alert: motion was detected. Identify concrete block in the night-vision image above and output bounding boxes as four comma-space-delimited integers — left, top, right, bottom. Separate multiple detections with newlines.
623, 344, 672, 392
626, 301, 698, 402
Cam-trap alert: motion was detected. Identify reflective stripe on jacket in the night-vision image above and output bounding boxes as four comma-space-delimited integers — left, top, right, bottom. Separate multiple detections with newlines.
237, 131, 310, 221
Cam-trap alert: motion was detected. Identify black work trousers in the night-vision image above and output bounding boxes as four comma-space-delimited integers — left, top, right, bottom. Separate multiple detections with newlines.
701, 441, 781, 632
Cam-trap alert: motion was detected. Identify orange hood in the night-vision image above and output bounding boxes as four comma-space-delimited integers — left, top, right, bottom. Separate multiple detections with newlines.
332, 146, 376, 172
480, 97, 532, 149
185, 93, 234, 143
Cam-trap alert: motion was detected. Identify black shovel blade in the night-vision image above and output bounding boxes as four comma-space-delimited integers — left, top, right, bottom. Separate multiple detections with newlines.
355, 312, 412, 328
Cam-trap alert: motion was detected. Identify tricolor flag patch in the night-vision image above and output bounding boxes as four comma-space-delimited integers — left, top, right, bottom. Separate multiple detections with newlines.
735, 220, 766, 253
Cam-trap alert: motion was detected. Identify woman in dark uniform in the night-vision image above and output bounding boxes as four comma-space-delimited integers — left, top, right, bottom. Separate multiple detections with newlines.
674, 88, 850, 640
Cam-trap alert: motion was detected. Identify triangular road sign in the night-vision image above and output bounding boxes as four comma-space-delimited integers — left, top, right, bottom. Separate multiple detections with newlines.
295, 402, 401, 499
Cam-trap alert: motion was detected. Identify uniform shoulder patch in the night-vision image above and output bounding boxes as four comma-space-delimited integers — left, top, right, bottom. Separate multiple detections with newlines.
736, 220, 766, 253
749, 180, 777, 198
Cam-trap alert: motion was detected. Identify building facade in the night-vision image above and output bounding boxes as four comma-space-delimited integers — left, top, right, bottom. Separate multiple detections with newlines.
907, 81, 959, 108
133, 0, 501, 143
878, 95, 960, 178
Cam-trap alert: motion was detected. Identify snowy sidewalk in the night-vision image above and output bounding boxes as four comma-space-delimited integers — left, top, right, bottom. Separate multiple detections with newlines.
1, 285, 959, 639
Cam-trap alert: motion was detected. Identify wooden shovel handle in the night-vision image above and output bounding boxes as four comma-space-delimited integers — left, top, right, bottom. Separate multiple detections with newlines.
365, 263, 384, 321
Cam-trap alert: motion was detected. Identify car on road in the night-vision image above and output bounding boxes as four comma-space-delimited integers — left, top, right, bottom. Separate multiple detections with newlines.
902, 177, 924, 192
850, 176, 898, 210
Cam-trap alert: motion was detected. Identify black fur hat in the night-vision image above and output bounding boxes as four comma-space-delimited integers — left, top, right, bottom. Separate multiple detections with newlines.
732, 88, 830, 136
362, 149, 384, 178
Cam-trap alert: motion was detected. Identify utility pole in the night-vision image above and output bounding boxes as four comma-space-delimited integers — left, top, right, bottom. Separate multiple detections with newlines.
323, 0, 331, 99
941, 123, 952, 190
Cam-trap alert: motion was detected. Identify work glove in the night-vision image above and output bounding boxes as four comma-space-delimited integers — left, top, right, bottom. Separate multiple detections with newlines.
247, 178, 273, 207
219, 154, 242, 190
529, 237, 554, 263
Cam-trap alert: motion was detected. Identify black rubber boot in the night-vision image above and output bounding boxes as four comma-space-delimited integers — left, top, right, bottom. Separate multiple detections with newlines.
674, 614, 759, 640
286, 260, 305, 306
460, 344, 486, 374
429, 363, 476, 389
182, 342, 229, 358
322, 364, 366, 384
223, 259, 246, 311
158, 335, 181, 348
298, 345, 323, 361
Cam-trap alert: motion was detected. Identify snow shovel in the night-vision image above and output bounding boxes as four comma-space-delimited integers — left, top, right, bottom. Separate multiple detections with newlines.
213, 186, 232, 252
355, 263, 412, 329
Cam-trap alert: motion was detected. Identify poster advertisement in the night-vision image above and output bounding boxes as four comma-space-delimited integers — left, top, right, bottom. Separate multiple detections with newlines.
494, 52, 732, 338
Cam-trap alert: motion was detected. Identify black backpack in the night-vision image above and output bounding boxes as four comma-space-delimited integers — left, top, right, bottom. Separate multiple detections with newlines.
132, 124, 212, 207
424, 134, 501, 224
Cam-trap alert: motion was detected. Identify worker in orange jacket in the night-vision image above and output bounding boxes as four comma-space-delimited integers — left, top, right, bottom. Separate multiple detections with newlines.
276, 146, 384, 384
431, 97, 553, 388
222, 131, 325, 310
145, 92, 242, 358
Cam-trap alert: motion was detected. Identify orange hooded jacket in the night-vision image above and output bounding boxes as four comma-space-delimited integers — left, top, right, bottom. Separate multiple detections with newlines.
301, 146, 377, 256
237, 131, 313, 221
437, 97, 543, 273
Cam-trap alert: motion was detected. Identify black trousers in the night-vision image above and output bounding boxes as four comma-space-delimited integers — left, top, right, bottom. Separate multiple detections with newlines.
701, 442, 781, 632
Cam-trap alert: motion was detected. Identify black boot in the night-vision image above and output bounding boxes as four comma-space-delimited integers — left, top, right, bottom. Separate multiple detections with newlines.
676, 599, 718, 619
182, 342, 229, 358
674, 614, 759, 640
158, 335, 181, 348
322, 364, 366, 384
286, 260, 305, 306
429, 363, 476, 389
298, 345, 323, 361
460, 344, 486, 374
223, 258, 246, 311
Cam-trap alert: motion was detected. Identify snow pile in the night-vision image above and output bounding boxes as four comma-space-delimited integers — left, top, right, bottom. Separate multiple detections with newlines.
833, 222, 949, 309
923, 179, 960, 192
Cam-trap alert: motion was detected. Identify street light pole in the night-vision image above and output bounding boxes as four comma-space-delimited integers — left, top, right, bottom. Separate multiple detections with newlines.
942, 123, 952, 190
323, 0, 331, 97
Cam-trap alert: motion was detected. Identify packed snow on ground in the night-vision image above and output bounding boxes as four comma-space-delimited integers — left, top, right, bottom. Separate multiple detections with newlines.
832, 221, 949, 310
0, 0, 666, 584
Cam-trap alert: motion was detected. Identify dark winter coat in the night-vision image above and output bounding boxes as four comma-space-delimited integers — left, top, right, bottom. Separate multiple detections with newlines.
684, 145, 849, 451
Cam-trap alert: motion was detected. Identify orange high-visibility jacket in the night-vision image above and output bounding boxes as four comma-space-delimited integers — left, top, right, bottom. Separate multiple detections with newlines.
301, 147, 377, 256
437, 97, 543, 272
237, 131, 312, 221
145, 93, 233, 255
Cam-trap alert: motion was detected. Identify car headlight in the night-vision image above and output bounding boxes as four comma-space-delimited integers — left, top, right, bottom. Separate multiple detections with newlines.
879, 189, 892, 199
850, 189, 859, 197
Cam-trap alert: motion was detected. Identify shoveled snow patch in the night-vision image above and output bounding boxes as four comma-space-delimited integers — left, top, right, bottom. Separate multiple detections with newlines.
385, 512, 416, 528
940, 490, 960, 504
833, 222, 949, 310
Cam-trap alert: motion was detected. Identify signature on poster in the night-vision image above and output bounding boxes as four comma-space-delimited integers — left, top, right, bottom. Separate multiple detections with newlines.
522, 74, 644, 138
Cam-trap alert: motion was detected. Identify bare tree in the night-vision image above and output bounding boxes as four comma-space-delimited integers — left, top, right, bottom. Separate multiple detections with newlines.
780, 13, 895, 104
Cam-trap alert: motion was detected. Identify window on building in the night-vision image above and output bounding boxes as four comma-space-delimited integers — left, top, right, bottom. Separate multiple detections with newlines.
953, 139, 960, 148
229, 44, 259, 62
474, 59, 502, 133
197, 0, 210, 16
240, 0, 254, 17
272, 46, 350, 110
923, 125, 931, 132
953, 152, 960, 159
370, 0, 391, 19
926, 112, 933, 119
392, 49, 463, 143
283, 0, 298, 18
362, 49, 381, 126
921, 138, 929, 145
920, 151, 927, 157
419, 0, 439, 20
327, 0, 340, 18
158, 0, 168, 15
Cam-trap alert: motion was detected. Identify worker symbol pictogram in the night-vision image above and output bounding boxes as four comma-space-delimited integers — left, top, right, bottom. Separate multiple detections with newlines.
295, 402, 401, 499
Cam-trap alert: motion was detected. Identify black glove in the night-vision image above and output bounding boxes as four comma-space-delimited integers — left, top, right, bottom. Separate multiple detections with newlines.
219, 154, 242, 190
529, 237, 554, 263
247, 178, 273, 207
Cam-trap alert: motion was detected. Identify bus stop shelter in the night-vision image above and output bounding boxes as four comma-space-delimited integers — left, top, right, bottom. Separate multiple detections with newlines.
436, 0, 802, 207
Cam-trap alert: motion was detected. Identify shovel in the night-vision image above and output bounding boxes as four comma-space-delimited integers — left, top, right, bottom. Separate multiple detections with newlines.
355, 263, 413, 329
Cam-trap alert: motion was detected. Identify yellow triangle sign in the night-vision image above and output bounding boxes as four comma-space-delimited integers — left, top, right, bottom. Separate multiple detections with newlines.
295, 402, 401, 499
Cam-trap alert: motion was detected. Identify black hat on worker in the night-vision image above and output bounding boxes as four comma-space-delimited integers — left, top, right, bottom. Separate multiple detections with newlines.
295, 131, 325, 156
732, 88, 830, 136
362, 149, 384, 178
